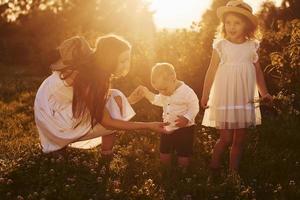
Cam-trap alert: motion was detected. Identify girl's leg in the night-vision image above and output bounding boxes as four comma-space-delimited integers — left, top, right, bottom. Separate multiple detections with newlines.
229, 129, 247, 171
160, 153, 172, 166
210, 129, 233, 169
177, 156, 190, 168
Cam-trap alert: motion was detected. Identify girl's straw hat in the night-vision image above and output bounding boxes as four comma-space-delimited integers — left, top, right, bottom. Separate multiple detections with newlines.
217, 0, 258, 27
51, 36, 93, 70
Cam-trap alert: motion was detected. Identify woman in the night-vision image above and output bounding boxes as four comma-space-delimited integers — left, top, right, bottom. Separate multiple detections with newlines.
34, 35, 167, 154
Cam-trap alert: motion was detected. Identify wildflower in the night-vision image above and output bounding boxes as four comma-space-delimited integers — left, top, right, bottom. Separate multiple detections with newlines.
7, 179, 13, 185
17, 195, 24, 200
97, 177, 103, 183
49, 169, 55, 175
289, 180, 296, 186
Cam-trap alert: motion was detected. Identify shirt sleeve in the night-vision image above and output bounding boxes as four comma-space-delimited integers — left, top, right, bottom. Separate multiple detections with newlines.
151, 94, 164, 107
183, 89, 199, 123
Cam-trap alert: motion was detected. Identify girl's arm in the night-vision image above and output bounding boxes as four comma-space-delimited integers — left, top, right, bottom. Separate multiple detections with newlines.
254, 61, 273, 101
101, 108, 168, 133
201, 50, 220, 108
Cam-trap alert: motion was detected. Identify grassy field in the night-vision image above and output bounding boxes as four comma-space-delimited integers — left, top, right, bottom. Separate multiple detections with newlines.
0, 68, 300, 200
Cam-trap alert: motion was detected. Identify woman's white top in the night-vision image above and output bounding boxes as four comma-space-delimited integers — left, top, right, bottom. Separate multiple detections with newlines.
34, 72, 135, 153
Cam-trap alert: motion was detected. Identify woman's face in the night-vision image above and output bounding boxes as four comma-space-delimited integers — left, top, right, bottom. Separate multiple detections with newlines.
114, 50, 131, 78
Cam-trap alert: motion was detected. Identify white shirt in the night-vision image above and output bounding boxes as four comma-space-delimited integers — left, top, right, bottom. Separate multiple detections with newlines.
151, 82, 199, 132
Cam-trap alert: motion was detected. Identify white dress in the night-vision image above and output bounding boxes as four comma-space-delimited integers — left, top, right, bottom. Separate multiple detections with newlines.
202, 39, 261, 129
34, 72, 135, 153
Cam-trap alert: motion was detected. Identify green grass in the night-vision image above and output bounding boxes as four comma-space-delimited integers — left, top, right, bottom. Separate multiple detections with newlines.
0, 68, 300, 200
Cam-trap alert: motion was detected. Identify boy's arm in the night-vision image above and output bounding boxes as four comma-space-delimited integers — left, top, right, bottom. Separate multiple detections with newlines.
141, 86, 164, 107
183, 91, 199, 123
175, 90, 199, 128
143, 87, 155, 102
127, 86, 145, 104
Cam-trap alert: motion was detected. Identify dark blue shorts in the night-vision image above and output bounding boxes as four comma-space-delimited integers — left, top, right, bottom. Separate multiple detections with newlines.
160, 125, 195, 157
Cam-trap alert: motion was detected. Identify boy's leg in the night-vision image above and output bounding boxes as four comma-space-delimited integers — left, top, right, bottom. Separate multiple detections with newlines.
174, 126, 195, 168
160, 133, 173, 166
210, 129, 233, 169
160, 153, 172, 166
229, 128, 247, 172
177, 156, 190, 168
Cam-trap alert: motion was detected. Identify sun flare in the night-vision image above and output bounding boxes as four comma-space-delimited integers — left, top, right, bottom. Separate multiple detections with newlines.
149, 0, 210, 29
148, 0, 283, 29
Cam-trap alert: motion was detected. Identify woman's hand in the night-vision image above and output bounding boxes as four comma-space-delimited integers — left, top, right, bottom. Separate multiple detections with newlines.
201, 96, 209, 109
146, 122, 170, 134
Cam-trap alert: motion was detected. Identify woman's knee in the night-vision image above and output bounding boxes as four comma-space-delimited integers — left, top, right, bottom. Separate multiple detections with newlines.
101, 133, 116, 152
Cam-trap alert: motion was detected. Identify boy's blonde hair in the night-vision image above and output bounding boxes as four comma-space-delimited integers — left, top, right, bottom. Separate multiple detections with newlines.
151, 63, 176, 79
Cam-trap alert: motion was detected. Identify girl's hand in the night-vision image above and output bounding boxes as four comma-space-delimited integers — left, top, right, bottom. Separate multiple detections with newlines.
201, 96, 209, 109
146, 122, 170, 134
261, 93, 273, 105
175, 115, 189, 128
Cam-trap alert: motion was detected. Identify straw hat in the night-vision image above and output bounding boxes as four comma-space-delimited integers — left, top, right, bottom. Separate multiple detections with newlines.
51, 36, 93, 71
217, 0, 258, 27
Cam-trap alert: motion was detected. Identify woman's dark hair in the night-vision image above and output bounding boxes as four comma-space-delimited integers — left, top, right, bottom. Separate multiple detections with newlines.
72, 35, 131, 128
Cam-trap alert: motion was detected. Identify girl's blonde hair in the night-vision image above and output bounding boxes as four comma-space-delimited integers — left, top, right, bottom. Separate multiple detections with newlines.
216, 12, 260, 40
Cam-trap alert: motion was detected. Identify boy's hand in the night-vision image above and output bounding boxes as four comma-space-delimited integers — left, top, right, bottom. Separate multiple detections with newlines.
175, 115, 189, 128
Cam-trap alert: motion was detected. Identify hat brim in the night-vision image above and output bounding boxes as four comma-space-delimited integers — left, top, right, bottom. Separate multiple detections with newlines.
217, 6, 258, 27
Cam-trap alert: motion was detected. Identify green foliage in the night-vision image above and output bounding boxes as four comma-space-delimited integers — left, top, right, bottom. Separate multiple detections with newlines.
259, 19, 300, 116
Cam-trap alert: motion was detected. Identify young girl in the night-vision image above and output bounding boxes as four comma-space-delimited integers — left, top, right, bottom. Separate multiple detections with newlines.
34, 35, 167, 154
201, 1, 273, 173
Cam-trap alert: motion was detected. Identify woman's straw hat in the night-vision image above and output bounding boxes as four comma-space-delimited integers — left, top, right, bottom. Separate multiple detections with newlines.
217, 0, 258, 27
51, 36, 93, 71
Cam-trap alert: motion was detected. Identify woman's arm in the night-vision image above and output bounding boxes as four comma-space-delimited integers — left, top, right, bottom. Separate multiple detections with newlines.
101, 108, 167, 133
201, 50, 220, 108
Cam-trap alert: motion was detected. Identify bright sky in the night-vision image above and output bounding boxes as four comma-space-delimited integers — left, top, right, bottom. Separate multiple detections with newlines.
148, 0, 283, 29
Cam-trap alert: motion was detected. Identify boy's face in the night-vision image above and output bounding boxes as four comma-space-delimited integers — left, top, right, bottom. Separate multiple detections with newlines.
151, 73, 176, 96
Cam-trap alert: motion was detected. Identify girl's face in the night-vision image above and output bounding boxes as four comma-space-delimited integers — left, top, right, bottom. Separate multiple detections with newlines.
224, 13, 247, 41
114, 50, 131, 78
